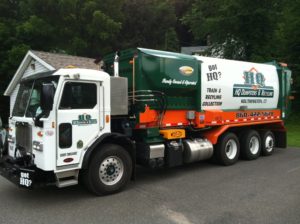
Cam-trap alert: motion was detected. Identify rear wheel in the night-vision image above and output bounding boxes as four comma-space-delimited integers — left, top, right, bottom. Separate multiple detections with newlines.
260, 130, 275, 156
215, 132, 240, 166
84, 144, 132, 196
240, 129, 261, 160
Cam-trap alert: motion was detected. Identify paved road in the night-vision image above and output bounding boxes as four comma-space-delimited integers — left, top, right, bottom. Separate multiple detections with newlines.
0, 147, 300, 224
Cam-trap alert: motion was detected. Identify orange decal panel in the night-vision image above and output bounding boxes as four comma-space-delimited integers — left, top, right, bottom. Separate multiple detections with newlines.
202, 120, 285, 144
204, 109, 281, 126
138, 106, 282, 129
139, 108, 191, 127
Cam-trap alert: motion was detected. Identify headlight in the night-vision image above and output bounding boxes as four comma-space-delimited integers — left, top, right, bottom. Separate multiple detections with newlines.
7, 135, 15, 143
32, 141, 43, 152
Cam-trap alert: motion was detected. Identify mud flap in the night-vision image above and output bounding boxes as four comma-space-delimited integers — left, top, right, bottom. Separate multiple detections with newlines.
274, 130, 287, 148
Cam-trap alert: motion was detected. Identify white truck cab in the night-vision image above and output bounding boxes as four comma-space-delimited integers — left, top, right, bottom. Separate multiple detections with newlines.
1, 68, 133, 194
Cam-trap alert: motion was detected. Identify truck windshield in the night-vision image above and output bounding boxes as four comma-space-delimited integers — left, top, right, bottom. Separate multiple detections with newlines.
12, 76, 59, 118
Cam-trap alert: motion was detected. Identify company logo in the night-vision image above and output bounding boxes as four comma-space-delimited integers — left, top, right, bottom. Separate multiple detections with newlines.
233, 67, 274, 98
170, 131, 183, 138
72, 114, 97, 125
179, 66, 194, 76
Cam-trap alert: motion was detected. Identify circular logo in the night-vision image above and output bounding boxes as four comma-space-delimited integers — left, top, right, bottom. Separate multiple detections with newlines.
179, 66, 194, 76
171, 131, 183, 138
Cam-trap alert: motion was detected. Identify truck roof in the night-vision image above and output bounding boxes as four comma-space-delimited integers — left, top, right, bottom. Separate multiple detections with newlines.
21, 68, 110, 83
138, 48, 196, 61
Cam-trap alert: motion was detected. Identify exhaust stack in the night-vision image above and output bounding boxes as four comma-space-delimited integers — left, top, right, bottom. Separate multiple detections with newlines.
114, 51, 120, 77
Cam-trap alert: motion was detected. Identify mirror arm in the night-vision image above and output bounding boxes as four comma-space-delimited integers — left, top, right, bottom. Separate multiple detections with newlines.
33, 111, 46, 128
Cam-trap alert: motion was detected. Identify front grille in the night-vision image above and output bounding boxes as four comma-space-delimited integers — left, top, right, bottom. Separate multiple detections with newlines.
16, 122, 32, 154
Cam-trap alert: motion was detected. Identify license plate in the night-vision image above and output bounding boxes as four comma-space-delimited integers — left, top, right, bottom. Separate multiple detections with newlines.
19, 169, 34, 188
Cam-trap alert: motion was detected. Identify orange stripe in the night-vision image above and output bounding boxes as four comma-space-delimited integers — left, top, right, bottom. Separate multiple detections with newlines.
202, 120, 285, 144
202, 109, 281, 126
137, 106, 282, 129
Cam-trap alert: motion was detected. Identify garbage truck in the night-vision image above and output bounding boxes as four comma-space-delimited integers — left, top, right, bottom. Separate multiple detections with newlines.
0, 48, 292, 195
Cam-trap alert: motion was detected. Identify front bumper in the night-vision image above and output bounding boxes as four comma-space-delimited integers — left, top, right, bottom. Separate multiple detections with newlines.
0, 156, 55, 188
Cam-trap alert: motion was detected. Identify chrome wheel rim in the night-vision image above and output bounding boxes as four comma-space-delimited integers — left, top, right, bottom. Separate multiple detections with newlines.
99, 156, 124, 186
265, 135, 274, 152
249, 136, 260, 155
225, 139, 238, 159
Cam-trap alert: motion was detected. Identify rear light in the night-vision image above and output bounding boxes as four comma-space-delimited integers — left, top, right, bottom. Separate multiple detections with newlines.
289, 96, 295, 100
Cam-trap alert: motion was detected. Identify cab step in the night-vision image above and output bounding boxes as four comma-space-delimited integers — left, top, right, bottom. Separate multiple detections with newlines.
57, 179, 78, 188
55, 170, 79, 188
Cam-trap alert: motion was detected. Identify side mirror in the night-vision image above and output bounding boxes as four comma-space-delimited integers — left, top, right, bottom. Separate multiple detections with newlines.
41, 83, 55, 111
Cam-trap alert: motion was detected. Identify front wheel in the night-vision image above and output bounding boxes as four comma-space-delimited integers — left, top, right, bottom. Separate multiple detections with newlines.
0, 137, 3, 159
84, 144, 132, 196
214, 132, 240, 166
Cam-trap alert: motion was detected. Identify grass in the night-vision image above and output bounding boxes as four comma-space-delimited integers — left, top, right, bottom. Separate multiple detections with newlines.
285, 113, 300, 147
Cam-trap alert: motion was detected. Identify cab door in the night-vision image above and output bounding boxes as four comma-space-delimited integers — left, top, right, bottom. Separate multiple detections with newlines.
56, 81, 103, 167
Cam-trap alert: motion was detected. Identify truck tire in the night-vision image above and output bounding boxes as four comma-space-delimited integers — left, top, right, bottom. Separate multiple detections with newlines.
240, 129, 261, 160
0, 137, 3, 159
0, 130, 8, 159
84, 144, 132, 196
215, 132, 240, 166
260, 130, 275, 156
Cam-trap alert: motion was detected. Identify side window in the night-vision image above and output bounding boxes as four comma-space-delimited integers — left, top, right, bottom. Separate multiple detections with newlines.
59, 123, 72, 148
59, 82, 97, 109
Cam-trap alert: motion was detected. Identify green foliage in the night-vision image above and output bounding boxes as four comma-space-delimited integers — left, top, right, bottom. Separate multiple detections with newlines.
0, 0, 125, 96
0, 0, 182, 93
118, 0, 179, 50
164, 28, 179, 52
16, 0, 123, 56
17, 15, 54, 49
203, 38, 246, 60
286, 112, 300, 147
278, 0, 300, 91
183, 0, 282, 61
0, 0, 21, 93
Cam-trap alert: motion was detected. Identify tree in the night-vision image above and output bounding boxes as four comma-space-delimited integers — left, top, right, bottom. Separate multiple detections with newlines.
0, 0, 126, 79
278, 0, 300, 108
170, 0, 196, 47
0, 0, 26, 92
17, 0, 124, 56
118, 0, 179, 51
183, 0, 282, 61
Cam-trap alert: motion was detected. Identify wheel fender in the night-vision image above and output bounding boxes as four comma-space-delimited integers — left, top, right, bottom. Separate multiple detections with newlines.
81, 133, 136, 179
